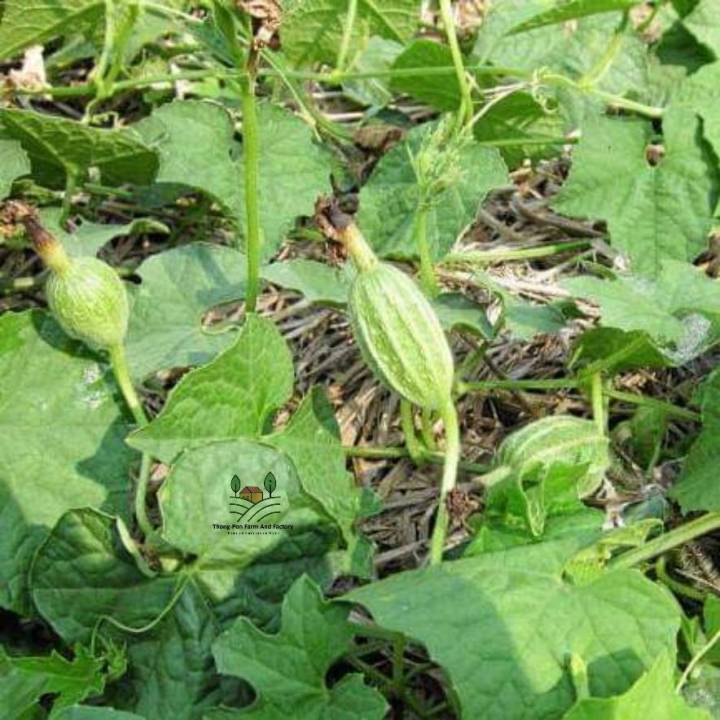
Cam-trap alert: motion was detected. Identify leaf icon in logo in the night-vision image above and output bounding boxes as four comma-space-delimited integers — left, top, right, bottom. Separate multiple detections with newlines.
231, 474, 242, 497
264, 472, 277, 498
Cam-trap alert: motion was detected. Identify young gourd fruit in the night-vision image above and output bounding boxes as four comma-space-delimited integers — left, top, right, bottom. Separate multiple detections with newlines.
497, 415, 609, 497
321, 206, 459, 565
20, 209, 129, 351
342, 222, 454, 412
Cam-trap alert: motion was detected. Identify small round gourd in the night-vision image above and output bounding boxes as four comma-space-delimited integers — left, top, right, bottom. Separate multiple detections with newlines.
46, 257, 129, 350
497, 415, 609, 497
349, 262, 454, 411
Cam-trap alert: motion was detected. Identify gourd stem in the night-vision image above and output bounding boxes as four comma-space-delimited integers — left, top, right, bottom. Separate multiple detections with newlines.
241, 72, 262, 313
429, 400, 461, 565
341, 224, 379, 273
109, 344, 155, 541
400, 400, 425, 464
438, 0, 474, 128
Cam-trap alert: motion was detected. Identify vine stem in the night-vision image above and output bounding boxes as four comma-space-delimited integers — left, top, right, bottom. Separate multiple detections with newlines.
241, 72, 262, 312
438, 0, 474, 127
335, 0, 359, 76
108, 343, 154, 541
401, 400, 425, 463
591, 372, 606, 435
608, 512, 720, 570
429, 401, 461, 565
677, 624, 720, 693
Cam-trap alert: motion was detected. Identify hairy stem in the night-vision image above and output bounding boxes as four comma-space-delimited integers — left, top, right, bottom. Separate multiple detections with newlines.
591, 372, 606, 435
429, 401, 461, 565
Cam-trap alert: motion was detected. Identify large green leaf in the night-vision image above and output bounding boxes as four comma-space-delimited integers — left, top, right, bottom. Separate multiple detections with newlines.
563, 653, 710, 719
474, 2, 649, 112
0, 646, 107, 719
130, 317, 370, 559
348, 537, 681, 720
0, 0, 104, 61
670, 61, 720, 159
30, 509, 231, 719
261, 259, 352, 306
282, 0, 418, 67
135, 101, 332, 258
682, 0, 720, 57
511, 0, 642, 33
211, 576, 386, 719
669, 369, 720, 512
0, 109, 157, 187
125, 244, 247, 380
156, 439, 349, 626
134, 101, 243, 219
554, 116, 719, 276
564, 261, 720, 360
129, 314, 294, 462
31, 509, 179, 645
0, 138, 30, 199
0, 311, 135, 614
390, 40, 460, 111
357, 124, 507, 260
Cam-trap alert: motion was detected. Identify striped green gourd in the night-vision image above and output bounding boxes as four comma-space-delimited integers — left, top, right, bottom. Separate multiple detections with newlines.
350, 262, 454, 411
497, 415, 609, 497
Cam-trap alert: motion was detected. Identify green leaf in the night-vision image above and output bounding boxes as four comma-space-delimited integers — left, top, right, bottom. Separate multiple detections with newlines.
0, 109, 157, 187
563, 653, 710, 719
267, 387, 375, 554
282, 0, 418, 67
564, 261, 720, 360
390, 40, 461, 111
0, 0, 104, 62
0, 311, 135, 614
669, 369, 720, 511
0, 646, 107, 718
129, 314, 293, 462
670, 61, 720, 159
342, 38, 403, 107
30, 510, 232, 719
554, 115, 719, 276
474, 3, 649, 112
40, 208, 168, 258
348, 537, 681, 720
211, 576, 387, 720
53, 708, 144, 720
238, 103, 333, 259
682, 0, 720, 57
134, 101, 243, 219
432, 293, 494, 339
510, 0, 641, 34
155, 439, 350, 627
107, 583, 233, 719
357, 125, 508, 260
261, 259, 352, 306
0, 138, 30, 199
135, 101, 331, 259
31, 509, 179, 645
472, 92, 567, 167
125, 244, 247, 380
569, 328, 673, 376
